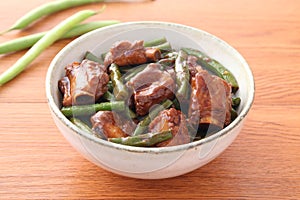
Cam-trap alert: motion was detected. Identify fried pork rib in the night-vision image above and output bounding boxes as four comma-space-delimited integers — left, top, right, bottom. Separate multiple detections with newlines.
188, 70, 232, 133
91, 111, 136, 139
127, 63, 175, 116
58, 59, 109, 107
104, 40, 161, 67
149, 108, 190, 147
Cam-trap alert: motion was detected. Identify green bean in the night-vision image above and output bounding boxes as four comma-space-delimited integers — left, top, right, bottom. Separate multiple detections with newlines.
118, 65, 137, 74
61, 101, 125, 117
0, 21, 120, 55
84, 51, 103, 64
0, 0, 110, 34
70, 117, 94, 135
0, 32, 44, 54
182, 47, 239, 93
164, 51, 178, 59
175, 50, 190, 99
108, 130, 172, 147
122, 63, 148, 82
102, 91, 136, 119
107, 81, 114, 92
127, 108, 137, 119
0, 9, 99, 86
151, 42, 172, 52
231, 108, 238, 122
102, 91, 115, 101
158, 57, 176, 68
109, 63, 129, 100
133, 99, 173, 136
172, 98, 181, 110
101, 52, 107, 62
232, 97, 241, 109
144, 37, 167, 47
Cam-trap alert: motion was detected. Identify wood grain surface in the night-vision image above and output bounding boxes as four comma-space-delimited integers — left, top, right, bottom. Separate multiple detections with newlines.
0, 0, 299, 199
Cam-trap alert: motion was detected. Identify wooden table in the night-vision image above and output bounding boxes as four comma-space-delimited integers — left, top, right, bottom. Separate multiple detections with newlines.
0, 0, 299, 199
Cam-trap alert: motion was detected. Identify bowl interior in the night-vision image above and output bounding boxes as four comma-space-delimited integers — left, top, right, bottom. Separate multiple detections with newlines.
46, 21, 254, 152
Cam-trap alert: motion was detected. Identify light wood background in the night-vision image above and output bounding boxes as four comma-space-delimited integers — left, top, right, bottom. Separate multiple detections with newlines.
0, 0, 299, 199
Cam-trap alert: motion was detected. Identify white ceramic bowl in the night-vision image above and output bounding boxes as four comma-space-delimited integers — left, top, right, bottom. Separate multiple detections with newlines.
46, 21, 255, 179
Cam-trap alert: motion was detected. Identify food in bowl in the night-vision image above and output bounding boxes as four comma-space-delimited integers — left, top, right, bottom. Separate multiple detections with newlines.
46, 21, 254, 179
57, 37, 241, 148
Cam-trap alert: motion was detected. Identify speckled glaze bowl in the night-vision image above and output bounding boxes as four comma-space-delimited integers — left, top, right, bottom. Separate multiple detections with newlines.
46, 21, 255, 179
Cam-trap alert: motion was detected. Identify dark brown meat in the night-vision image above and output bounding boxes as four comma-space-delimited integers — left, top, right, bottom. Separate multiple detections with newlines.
58, 59, 109, 107
90, 111, 136, 139
149, 108, 190, 147
104, 40, 161, 67
188, 70, 232, 132
127, 63, 175, 116
187, 55, 203, 77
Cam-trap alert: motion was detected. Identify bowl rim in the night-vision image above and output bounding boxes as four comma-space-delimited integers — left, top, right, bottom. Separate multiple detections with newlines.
46, 21, 255, 154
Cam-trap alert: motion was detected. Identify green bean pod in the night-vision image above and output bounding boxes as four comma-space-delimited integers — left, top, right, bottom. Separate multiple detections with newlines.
0, 21, 120, 55
175, 50, 190, 99
133, 99, 173, 136
84, 51, 104, 64
231, 108, 238, 122
109, 63, 129, 100
61, 101, 125, 117
232, 97, 241, 109
108, 130, 173, 147
70, 118, 94, 134
107, 81, 114, 92
151, 42, 172, 53
143, 37, 167, 47
122, 63, 148, 82
182, 47, 239, 93
1, 0, 108, 34
0, 9, 99, 86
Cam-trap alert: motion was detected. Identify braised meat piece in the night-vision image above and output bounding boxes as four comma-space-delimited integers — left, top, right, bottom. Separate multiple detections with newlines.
58, 59, 109, 107
91, 111, 136, 139
127, 63, 175, 116
104, 40, 161, 67
187, 55, 203, 77
188, 70, 232, 133
149, 108, 190, 147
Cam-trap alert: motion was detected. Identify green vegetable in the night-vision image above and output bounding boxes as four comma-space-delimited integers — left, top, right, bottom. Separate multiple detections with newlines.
102, 91, 115, 102
70, 117, 94, 134
127, 108, 137, 119
107, 81, 114, 92
0, 21, 120, 55
232, 97, 241, 109
175, 50, 190, 99
151, 42, 172, 52
182, 47, 239, 93
133, 99, 173, 136
84, 51, 104, 64
144, 37, 172, 53
172, 98, 181, 110
158, 57, 176, 68
61, 101, 125, 117
108, 130, 173, 147
0, 0, 112, 34
122, 63, 148, 82
102, 90, 136, 119
143, 37, 167, 47
109, 63, 129, 100
231, 108, 238, 122
0, 9, 100, 86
